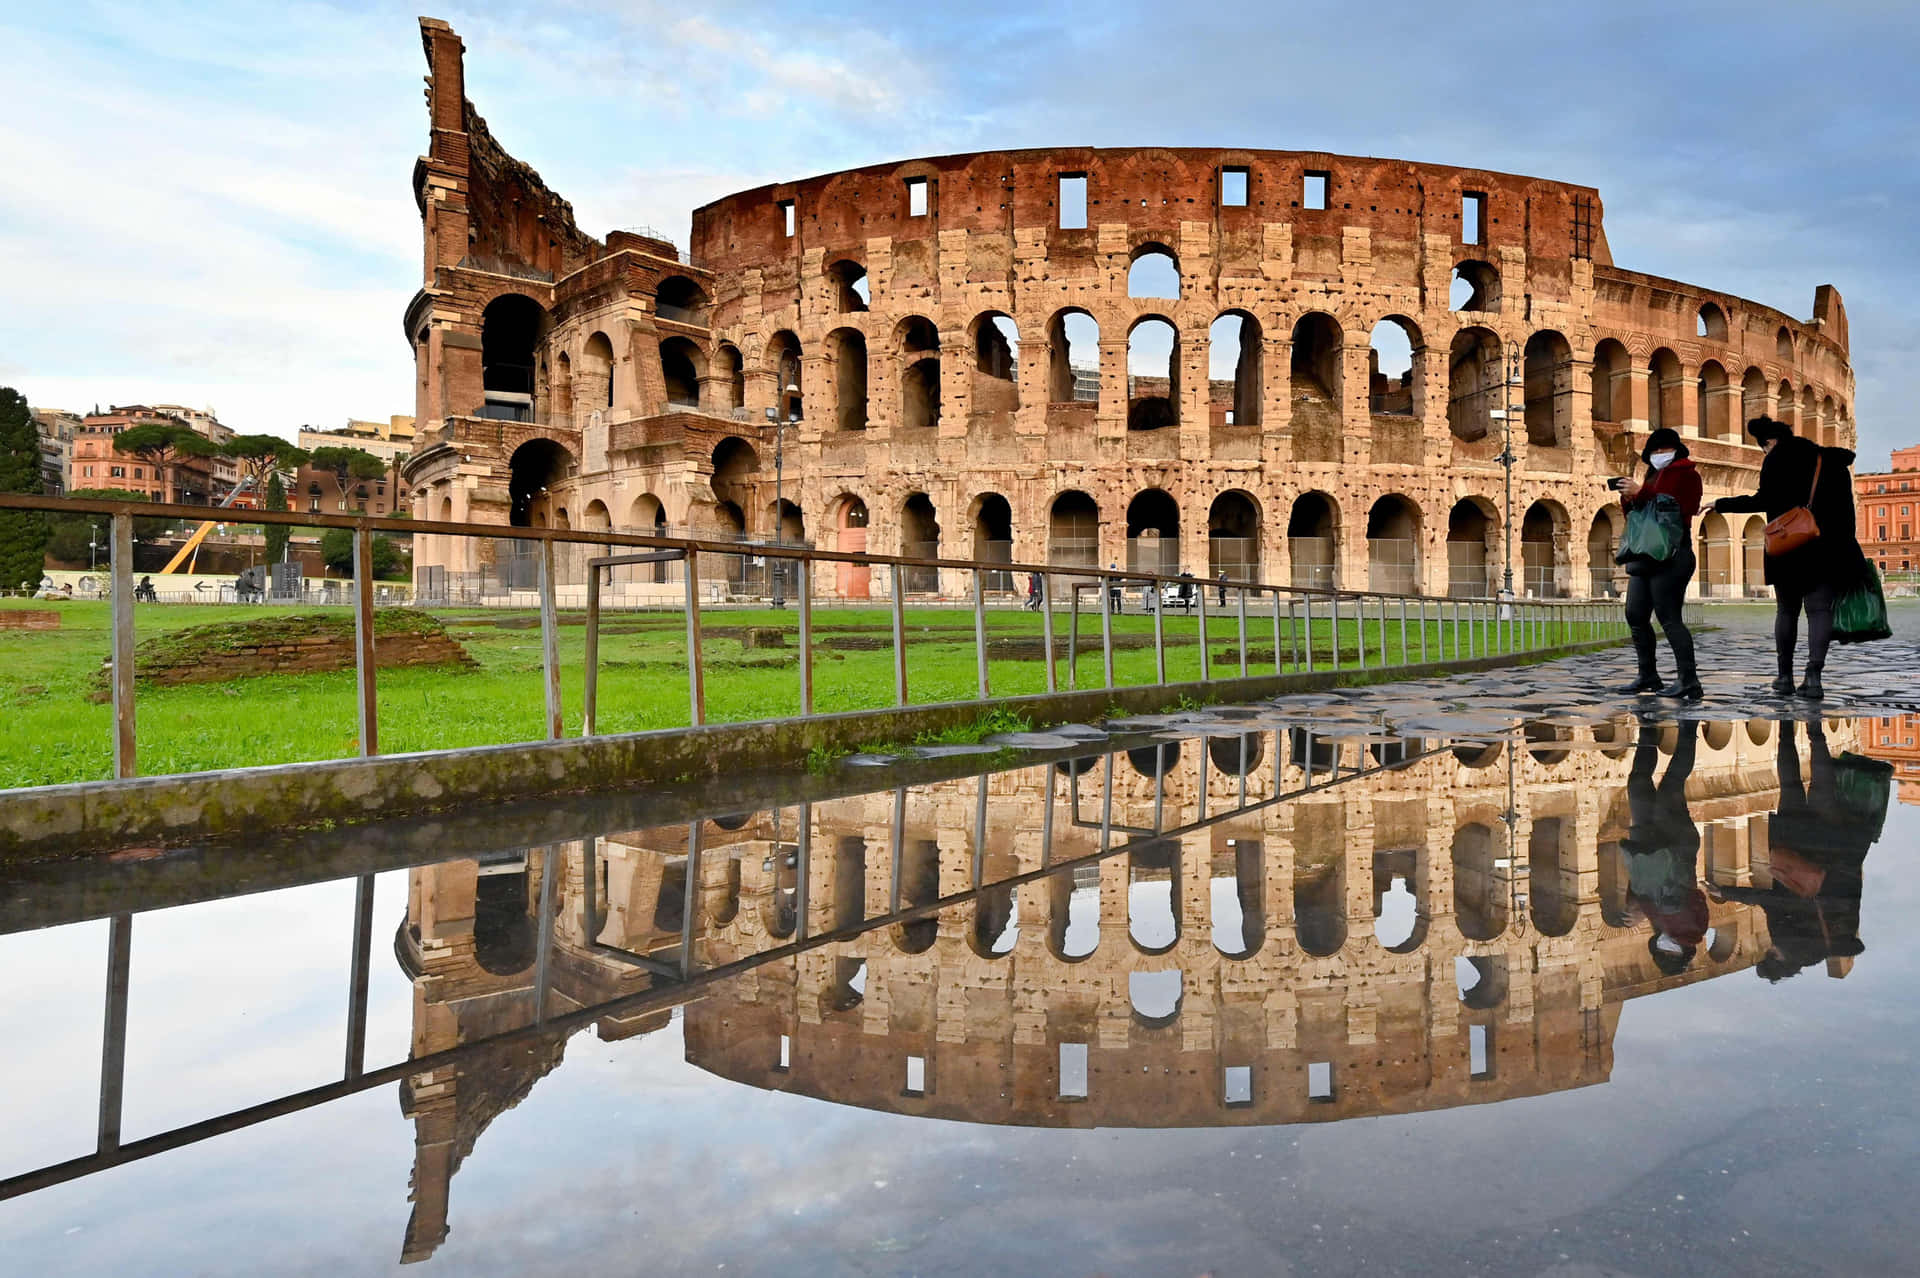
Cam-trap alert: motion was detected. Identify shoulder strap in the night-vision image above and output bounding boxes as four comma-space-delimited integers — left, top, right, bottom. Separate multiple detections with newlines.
1807, 452, 1824, 505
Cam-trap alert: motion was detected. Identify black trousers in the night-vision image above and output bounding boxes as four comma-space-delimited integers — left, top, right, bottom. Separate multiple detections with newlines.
1625, 546, 1696, 679
1774, 580, 1835, 678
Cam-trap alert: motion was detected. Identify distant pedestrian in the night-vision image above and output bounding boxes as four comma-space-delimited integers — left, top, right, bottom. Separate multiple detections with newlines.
1025, 572, 1042, 611
1108, 563, 1123, 613
1216, 571, 1228, 607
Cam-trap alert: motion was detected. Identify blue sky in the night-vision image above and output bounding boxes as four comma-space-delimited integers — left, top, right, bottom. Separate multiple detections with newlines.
2, 0, 1914, 466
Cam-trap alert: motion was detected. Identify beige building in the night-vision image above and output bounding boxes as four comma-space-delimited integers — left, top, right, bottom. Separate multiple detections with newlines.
298, 415, 417, 468
400, 18, 1855, 605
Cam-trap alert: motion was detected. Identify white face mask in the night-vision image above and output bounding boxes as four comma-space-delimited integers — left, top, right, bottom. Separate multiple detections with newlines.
1649, 451, 1677, 470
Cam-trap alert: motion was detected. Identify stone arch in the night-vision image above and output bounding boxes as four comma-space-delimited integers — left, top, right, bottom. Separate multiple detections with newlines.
902, 357, 941, 429
1448, 326, 1502, 441
1590, 338, 1631, 423
901, 492, 940, 592
1820, 394, 1837, 446
1698, 509, 1733, 597
1126, 487, 1181, 575
1368, 315, 1421, 417
1128, 970, 1183, 1027
580, 499, 611, 532
1451, 260, 1501, 312
1801, 386, 1818, 443
1047, 864, 1101, 961
1211, 832, 1265, 959
767, 330, 803, 422
1521, 499, 1568, 597
1776, 379, 1796, 429
1698, 360, 1731, 440
1127, 741, 1182, 780
1287, 491, 1339, 588
1648, 348, 1682, 433
970, 311, 1021, 415
1289, 313, 1343, 459
970, 491, 1013, 589
1776, 325, 1794, 363
1456, 955, 1509, 1010
1126, 242, 1180, 299
826, 258, 869, 312
1209, 310, 1263, 426
1365, 494, 1421, 593
1293, 807, 1346, 957
1447, 497, 1499, 597
1528, 816, 1578, 936
1128, 837, 1180, 955
1372, 845, 1426, 953
508, 438, 574, 527
1697, 301, 1728, 341
551, 350, 573, 421
831, 492, 871, 598
710, 436, 761, 514
896, 314, 941, 354
473, 868, 535, 976
1049, 490, 1100, 569
1208, 732, 1266, 777
1452, 821, 1507, 940
654, 275, 710, 325
579, 330, 615, 414
1741, 514, 1766, 596
1588, 506, 1624, 597
659, 336, 704, 409
828, 327, 868, 431
970, 841, 1020, 959
1126, 316, 1179, 430
1047, 308, 1100, 404
1741, 366, 1768, 425
1523, 329, 1573, 447
1208, 490, 1261, 581
480, 294, 545, 421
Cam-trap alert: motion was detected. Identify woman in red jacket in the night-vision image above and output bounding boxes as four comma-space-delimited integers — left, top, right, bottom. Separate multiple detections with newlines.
1616, 427, 1703, 700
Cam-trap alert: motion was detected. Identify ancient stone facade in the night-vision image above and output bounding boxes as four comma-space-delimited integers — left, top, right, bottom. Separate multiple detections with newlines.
402, 18, 1855, 602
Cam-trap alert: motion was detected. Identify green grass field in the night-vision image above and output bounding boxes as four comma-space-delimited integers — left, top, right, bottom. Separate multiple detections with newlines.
0, 596, 1603, 788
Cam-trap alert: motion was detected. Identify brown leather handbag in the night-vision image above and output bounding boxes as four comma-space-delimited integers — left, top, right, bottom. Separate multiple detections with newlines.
1764, 454, 1822, 557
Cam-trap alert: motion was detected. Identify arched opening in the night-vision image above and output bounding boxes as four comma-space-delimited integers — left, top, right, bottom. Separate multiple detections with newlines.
1698, 509, 1733, 597
1820, 394, 1837, 447
1048, 490, 1100, 570
768, 331, 803, 422
1127, 317, 1178, 430
1447, 498, 1498, 597
1742, 367, 1768, 426
971, 312, 1020, 416
1126, 243, 1179, 299
1127, 741, 1181, 780
971, 492, 1014, 592
507, 438, 573, 528
1211, 835, 1264, 958
1775, 326, 1794, 363
1288, 492, 1338, 588
1047, 864, 1101, 961
1456, 955, 1509, 1009
1801, 386, 1818, 444
1368, 317, 1420, 417
1208, 491, 1260, 582
1208, 733, 1266, 777
1047, 309, 1100, 405
1697, 302, 1727, 341
1647, 349, 1681, 432
1447, 326, 1501, 441
1451, 822, 1507, 940
1289, 313, 1343, 461
1590, 338, 1630, 423
827, 259, 869, 312
1697, 360, 1731, 440
552, 350, 573, 421
480, 295, 544, 421
1523, 330, 1572, 447
1450, 260, 1501, 312
581, 499, 611, 531
898, 315, 940, 355
473, 867, 535, 975
901, 493, 940, 593
575, 331, 615, 417
1588, 508, 1624, 597
1776, 379, 1796, 429
1741, 515, 1766, 597
1521, 501, 1566, 597
833, 494, 871, 598
1128, 838, 1180, 954
1129, 970, 1183, 1026
655, 275, 710, 326
1366, 495, 1420, 593
659, 336, 703, 409
829, 328, 868, 431
973, 865, 1020, 959
1372, 847, 1425, 953
902, 358, 941, 429
710, 437, 761, 517
1293, 808, 1346, 956
629, 492, 668, 581
1126, 488, 1180, 576
1528, 816, 1578, 936
1209, 311, 1262, 426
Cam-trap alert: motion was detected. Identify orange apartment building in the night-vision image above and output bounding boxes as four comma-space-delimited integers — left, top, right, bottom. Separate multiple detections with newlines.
1864, 713, 1920, 805
68, 405, 221, 504
1857, 443, 1920, 579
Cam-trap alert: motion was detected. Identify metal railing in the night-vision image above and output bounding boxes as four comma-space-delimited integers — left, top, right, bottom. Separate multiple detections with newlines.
0, 492, 1629, 787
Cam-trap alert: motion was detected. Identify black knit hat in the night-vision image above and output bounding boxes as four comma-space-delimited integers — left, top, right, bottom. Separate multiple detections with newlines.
1748, 415, 1793, 445
1640, 427, 1688, 463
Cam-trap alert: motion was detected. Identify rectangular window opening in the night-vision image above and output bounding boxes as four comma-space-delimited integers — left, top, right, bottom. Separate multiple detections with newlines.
1463, 191, 1487, 246
1224, 1065, 1253, 1106
1220, 167, 1248, 207
1058, 174, 1087, 230
1307, 1060, 1334, 1102
1059, 1041, 1089, 1099
776, 1033, 791, 1072
1303, 171, 1329, 211
905, 1054, 926, 1095
779, 199, 795, 238
1470, 1024, 1493, 1079
906, 176, 928, 217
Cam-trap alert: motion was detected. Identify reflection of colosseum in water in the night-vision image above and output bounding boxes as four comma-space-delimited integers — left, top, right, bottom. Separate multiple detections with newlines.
403, 19, 1854, 603
394, 717, 1852, 1260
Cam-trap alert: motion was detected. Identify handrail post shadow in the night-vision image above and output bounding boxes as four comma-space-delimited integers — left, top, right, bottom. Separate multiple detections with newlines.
110, 512, 135, 780
973, 567, 990, 699
352, 525, 379, 755
1040, 571, 1056, 694
1237, 587, 1249, 677
539, 538, 562, 740
1196, 581, 1210, 682
684, 551, 706, 726
890, 563, 908, 707
797, 558, 813, 716
1099, 572, 1114, 690
583, 557, 601, 736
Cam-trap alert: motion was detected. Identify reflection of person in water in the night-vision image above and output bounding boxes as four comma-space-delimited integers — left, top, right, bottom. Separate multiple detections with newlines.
1622, 718, 1706, 975
1710, 719, 1893, 981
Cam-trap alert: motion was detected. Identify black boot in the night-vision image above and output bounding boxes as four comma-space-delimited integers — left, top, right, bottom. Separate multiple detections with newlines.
1796, 666, 1824, 700
1617, 629, 1661, 694
1768, 676, 1795, 696
1660, 651, 1703, 702
1616, 671, 1664, 694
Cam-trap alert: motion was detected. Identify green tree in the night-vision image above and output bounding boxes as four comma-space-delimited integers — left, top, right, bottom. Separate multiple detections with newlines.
112, 422, 217, 502
223, 434, 309, 495
262, 470, 290, 565
319, 530, 402, 579
0, 386, 50, 592
42, 489, 169, 567
307, 445, 388, 512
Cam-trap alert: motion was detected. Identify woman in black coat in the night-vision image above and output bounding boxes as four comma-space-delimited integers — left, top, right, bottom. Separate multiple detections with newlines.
1711, 417, 1862, 698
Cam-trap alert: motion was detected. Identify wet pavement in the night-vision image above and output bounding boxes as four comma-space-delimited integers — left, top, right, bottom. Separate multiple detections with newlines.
1, 627, 1917, 1276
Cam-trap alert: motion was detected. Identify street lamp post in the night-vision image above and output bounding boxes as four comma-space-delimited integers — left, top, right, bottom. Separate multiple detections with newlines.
1494, 341, 1521, 606
766, 404, 788, 608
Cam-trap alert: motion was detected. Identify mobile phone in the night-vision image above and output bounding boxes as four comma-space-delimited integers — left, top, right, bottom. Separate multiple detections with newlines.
1606, 477, 1628, 491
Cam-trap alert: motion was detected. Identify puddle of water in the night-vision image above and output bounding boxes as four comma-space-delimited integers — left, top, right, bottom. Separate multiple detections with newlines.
0, 713, 1916, 1275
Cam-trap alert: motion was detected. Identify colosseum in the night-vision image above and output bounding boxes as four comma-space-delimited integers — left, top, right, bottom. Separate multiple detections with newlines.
403, 18, 1856, 602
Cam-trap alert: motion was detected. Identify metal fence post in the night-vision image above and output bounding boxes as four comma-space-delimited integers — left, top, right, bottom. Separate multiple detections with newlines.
1356, 595, 1367, 671
797, 558, 813, 716
110, 512, 135, 780
1196, 582, 1210, 682
890, 563, 908, 706
539, 538, 562, 740
1329, 593, 1340, 669
583, 557, 601, 736
1040, 572, 1057, 694
1272, 591, 1284, 675
973, 567, 990, 699
794, 803, 812, 942
352, 526, 379, 755
1100, 572, 1114, 690
1066, 583, 1079, 691
97, 913, 131, 1152
1153, 579, 1167, 685
1237, 587, 1249, 677
345, 873, 374, 1076
685, 551, 706, 726
1303, 594, 1315, 673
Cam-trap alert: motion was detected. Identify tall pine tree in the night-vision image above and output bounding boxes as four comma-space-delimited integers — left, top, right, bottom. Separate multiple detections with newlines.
263, 470, 290, 565
0, 387, 50, 593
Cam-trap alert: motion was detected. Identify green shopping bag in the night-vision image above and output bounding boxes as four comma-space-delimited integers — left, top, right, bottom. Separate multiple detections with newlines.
1616, 495, 1681, 572
1834, 561, 1892, 645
